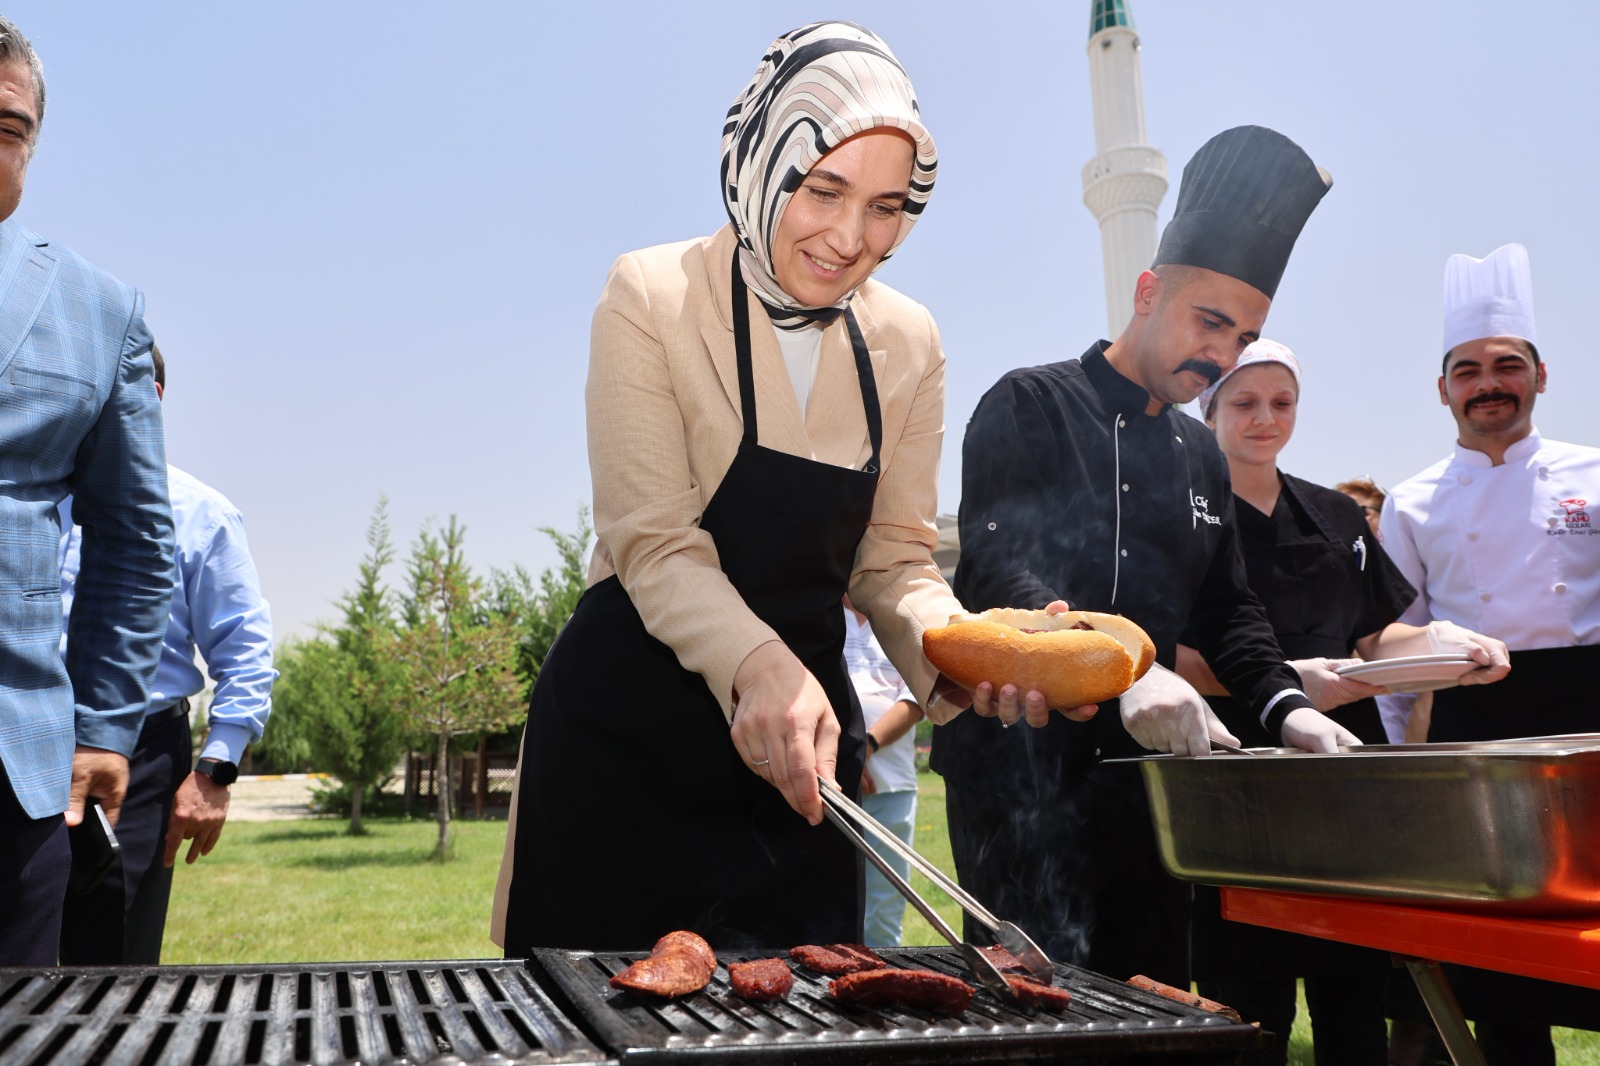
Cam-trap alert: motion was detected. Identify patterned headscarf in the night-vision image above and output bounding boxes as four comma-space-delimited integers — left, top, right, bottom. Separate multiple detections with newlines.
721, 22, 937, 330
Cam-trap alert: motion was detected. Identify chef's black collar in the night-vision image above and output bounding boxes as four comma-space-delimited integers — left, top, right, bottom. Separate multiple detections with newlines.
1080, 341, 1161, 418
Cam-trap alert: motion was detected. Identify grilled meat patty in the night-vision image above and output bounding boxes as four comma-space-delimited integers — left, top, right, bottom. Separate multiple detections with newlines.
609, 931, 717, 998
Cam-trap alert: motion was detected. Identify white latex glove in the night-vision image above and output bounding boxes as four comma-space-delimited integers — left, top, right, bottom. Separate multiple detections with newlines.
1425, 621, 1511, 685
1120, 663, 1241, 757
1289, 657, 1389, 712
1278, 706, 1360, 753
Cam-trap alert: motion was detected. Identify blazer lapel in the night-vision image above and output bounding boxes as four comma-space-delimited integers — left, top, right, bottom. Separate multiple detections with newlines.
0, 221, 57, 380
699, 226, 812, 457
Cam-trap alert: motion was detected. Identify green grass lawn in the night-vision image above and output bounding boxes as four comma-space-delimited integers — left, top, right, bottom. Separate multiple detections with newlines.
165, 771, 1600, 1064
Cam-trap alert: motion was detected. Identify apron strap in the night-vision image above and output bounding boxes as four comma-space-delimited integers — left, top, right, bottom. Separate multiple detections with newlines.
845, 309, 882, 475
730, 248, 883, 472
731, 249, 760, 445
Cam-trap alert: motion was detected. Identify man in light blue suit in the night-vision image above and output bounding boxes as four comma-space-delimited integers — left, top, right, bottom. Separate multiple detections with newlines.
0, 17, 175, 966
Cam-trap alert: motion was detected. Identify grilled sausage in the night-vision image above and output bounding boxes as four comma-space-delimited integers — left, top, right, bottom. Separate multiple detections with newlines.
1004, 974, 1073, 1010
609, 931, 717, 998
789, 943, 887, 975
829, 969, 974, 1014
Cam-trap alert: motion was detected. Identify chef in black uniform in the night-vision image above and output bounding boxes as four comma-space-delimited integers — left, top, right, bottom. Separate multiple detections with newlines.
932, 126, 1352, 988
1178, 339, 1506, 1066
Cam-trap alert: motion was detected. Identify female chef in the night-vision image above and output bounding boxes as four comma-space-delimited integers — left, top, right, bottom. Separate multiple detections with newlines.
1176, 339, 1508, 1065
492, 22, 984, 955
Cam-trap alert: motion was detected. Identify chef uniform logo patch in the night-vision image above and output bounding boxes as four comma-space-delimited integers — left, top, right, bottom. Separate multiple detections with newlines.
1560, 498, 1592, 531
1191, 490, 1221, 529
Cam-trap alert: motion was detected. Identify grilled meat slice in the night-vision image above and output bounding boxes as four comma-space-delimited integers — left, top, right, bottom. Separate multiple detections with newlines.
609, 931, 717, 998
977, 944, 1028, 974
789, 943, 887, 975
1004, 974, 1073, 1010
829, 969, 974, 1015
727, 958, 793, 1002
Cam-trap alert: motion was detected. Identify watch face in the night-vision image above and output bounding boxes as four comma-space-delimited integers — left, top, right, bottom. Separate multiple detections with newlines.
199, 759, 239, 786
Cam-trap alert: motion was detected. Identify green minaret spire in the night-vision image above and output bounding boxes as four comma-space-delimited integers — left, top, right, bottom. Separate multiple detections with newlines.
1089, 0, 1134, 38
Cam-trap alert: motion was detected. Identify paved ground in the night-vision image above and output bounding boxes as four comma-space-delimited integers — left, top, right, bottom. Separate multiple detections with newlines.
228, 775, 325, 822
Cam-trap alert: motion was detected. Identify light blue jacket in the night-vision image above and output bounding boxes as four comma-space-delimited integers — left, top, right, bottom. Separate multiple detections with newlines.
0, 218, 174, 819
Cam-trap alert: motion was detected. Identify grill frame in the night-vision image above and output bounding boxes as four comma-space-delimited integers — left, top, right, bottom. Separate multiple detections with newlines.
0, 959, 613, 1066
529, 945, 1262, 1064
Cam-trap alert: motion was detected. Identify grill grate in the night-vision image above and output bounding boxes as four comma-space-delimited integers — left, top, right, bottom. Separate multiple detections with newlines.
530, 945, 1262, 1064
0, 960, 612, 1066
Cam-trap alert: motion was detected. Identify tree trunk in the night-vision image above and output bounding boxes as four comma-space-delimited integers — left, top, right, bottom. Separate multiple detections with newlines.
435, 726, 451, 856
349, 780, 364, 835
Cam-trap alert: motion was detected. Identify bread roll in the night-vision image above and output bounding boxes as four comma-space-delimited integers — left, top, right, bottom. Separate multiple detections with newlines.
922, 608, 1155, 709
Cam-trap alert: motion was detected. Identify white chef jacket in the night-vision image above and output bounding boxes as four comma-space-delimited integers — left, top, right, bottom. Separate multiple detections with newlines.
1380, 429, 1600, 650
843, 608, 919, 794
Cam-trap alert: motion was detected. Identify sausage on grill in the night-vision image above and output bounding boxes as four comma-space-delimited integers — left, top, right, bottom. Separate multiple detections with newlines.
727, 958, 793, 1002
1004, 974, 1073, 1011
829, 969, 974, 1015
789, 943, 887, 975
609, 931, 717, 998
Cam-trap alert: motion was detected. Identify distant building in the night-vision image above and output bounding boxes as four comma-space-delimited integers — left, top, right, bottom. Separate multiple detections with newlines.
1081, 0, 1167, 337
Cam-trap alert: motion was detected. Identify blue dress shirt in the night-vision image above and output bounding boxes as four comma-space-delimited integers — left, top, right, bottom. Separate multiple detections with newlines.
61, 465, 276, 765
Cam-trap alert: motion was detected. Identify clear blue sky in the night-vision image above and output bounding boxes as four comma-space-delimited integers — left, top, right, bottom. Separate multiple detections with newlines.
8, 1, 1598, 642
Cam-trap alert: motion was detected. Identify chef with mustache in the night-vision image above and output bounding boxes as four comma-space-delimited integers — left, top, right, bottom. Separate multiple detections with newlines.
935, 126, 1357, 988
1379, 242, 1600, 1063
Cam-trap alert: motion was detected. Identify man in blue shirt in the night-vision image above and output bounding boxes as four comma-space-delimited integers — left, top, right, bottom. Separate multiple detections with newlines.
58, 345, 276, 964
0, 17, 174, 967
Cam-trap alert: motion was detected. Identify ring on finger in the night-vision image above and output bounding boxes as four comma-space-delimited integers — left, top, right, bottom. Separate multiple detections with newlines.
750, 758, 771, 767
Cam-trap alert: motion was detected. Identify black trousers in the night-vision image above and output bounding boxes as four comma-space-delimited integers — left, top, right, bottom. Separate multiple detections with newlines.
0, 759, 69, 966
1197, 976, 1388, 1066
60, 704, 191, 966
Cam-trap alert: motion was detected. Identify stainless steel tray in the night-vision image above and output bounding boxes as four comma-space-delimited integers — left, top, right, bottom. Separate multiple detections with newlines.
1124, 735, 1600, 914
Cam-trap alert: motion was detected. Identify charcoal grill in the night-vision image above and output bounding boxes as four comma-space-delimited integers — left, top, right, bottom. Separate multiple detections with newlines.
530, 945, 1262, 1064
0, 959, 612, 1066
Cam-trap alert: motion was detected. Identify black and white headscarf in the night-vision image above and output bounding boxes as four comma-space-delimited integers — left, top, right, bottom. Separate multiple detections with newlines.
720, 22, 937, 330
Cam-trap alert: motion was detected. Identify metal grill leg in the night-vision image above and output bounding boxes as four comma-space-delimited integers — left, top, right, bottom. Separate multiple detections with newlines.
1404, 957, 1487, 1066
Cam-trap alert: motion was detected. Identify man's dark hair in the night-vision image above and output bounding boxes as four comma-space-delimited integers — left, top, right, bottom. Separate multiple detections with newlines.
1442, 337, 1540, 375
151, 343, 165, 390
0, 17, 45, 149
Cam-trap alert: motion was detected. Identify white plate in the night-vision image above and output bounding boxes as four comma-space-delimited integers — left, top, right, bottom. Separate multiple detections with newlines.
1335, 654, 1477, 694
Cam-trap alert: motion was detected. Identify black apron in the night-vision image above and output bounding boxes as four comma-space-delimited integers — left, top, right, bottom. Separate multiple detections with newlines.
1429, 644, 1600, 1033
1193, 480, 1398, 983
1428, 644, 1600, 742
502, 252, 882, 954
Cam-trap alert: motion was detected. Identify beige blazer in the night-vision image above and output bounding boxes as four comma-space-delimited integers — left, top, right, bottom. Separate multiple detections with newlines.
585, 224, 964, 722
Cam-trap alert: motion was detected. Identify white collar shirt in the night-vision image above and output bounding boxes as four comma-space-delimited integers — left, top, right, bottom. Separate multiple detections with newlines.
842, 609, 919, 793
1380, 429, 1600, 650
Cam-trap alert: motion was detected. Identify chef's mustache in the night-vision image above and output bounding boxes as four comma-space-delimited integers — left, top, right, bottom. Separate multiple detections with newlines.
1175, 359, 1221, 386
1466, 391, 1519, 413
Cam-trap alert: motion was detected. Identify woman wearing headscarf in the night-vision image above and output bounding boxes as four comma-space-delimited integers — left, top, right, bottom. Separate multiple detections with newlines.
492, 22, 979, 954
1176, 340, 1507, 1066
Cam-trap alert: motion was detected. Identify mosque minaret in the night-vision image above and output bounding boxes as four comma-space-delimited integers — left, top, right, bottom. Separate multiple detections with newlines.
1081, 0, 1167, 337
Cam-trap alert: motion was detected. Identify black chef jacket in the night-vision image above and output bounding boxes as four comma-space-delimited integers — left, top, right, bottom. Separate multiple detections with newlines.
932, 342, 1313, 785
1196, 473, 1416, 748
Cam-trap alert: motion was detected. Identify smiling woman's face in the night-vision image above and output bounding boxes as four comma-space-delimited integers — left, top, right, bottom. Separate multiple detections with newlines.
1207, 363, 1299, 468
771, 129, 914, 307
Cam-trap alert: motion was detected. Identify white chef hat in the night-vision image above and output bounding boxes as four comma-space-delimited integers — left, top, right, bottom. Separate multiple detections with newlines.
1197, 338, 1301, 419
1442, 243, 1537, 355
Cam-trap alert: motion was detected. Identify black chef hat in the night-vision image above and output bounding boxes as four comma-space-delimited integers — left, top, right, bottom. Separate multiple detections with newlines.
1152, 125, 1332, 300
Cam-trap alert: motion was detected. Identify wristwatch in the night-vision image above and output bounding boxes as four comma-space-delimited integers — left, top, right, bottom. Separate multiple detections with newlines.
865, 733, 881, 754
195, 757, 239, 787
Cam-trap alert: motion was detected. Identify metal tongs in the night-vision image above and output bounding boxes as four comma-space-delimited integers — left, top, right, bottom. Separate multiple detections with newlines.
816, 774, 1055, 998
